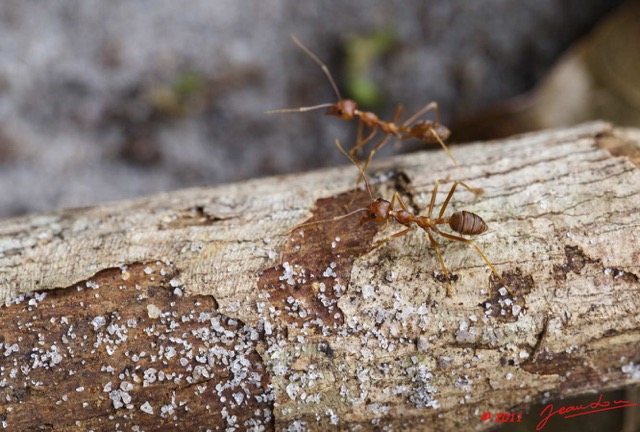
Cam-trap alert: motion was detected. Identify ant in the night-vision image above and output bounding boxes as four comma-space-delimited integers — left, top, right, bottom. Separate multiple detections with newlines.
267, 35, 458, 170
293, 139, 507, 297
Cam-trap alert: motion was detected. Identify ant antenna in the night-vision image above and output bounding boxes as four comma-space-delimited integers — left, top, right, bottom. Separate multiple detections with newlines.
290, 35, 342, 102
264, 103, 337, 115
286, 138, 374, 235
288, 204, 369, 233
264, 35, 344, 116
334, 139, 373, 199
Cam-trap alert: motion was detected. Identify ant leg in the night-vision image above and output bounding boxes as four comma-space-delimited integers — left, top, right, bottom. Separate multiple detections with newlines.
360, 133, 391, 177
389, 104, 405, 151
350, 125, 378, 162
391, 103, 404, 124
431, 129, 459, 166
402, 101, 439, 128
436, 181, 484, 220
432, 228, 511, 293
369, 227, 414, 251
362, 103, 404, 170
356, 119, 364, 154
426, 180, 440, 219
351, 119, 364, 162
427, 231, 453, 297
389, 192, 410, 212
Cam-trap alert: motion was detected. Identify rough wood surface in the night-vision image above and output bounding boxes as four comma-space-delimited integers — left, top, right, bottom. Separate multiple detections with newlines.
0, 121, 639, 431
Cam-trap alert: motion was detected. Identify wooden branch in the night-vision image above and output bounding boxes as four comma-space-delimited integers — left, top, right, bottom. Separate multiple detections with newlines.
1, 122, 639, 431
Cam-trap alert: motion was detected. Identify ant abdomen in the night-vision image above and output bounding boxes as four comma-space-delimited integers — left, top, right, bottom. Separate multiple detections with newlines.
402, 121, 451, 144
449, 211, 488, 235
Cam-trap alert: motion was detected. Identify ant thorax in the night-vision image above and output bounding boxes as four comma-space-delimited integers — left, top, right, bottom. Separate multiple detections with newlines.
392, 210, 414, 227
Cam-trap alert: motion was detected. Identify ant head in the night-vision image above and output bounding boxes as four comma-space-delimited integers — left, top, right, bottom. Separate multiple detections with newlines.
360, 198, 391, 225
326, 99, 357, 120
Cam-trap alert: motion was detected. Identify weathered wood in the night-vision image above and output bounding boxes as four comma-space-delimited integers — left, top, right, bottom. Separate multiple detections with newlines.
0, 122, 639, 431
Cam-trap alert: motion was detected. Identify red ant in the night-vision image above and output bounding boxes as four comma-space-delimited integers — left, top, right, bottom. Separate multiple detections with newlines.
267, 36, 458, 169
293, 139, 507, 297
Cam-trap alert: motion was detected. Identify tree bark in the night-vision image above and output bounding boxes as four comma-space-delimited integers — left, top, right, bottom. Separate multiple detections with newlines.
0, 121, 639, 431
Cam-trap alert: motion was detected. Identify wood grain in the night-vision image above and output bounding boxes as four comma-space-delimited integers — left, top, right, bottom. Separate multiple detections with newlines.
0, 122, 639, 431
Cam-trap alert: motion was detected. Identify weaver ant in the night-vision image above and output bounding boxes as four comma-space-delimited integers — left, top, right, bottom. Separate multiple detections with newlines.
267, 35, 458, 169
293, 139, 507, 297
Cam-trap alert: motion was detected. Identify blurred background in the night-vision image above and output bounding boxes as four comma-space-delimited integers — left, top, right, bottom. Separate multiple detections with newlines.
0, 1, 639, 430
1, 0, 639, 218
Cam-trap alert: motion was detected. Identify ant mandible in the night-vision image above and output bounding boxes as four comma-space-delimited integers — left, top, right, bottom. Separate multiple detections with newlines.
293, 139, 507, 297
267, 36, 458, 168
